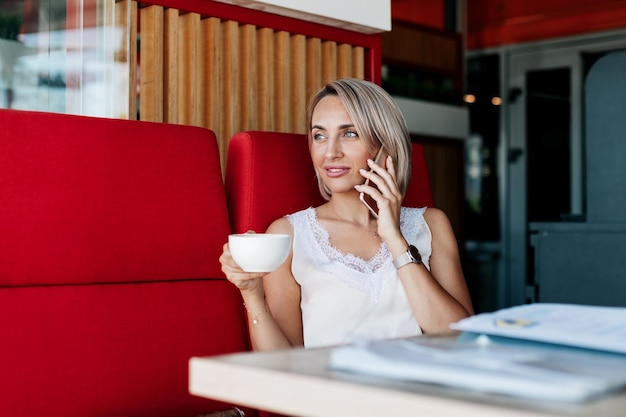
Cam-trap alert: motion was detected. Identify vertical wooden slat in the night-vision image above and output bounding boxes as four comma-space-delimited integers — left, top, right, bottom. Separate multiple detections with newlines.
115, 0, 137, 120
274, 31, 290, 132
178, 12, 202, 126
239, 24, 256, 131
221, 20, 240, 152
337, 43, 351, 79
351, 46, 365, 79
139, 5, 164, 122
202, 17, 221, 135
190, 13, 203, 126
322, 41, 337, 84
197, 17, 206, 128
256, 27, 274, 131
306, 37, 322, 108
163, 8, 178, 123
290, 34, 306, 133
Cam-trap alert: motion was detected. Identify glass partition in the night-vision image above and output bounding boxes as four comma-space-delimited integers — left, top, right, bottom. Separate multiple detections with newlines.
0, 0, 131, 117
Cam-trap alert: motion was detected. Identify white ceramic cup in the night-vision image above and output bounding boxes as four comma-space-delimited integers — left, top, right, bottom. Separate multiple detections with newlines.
228, 233, 291, 272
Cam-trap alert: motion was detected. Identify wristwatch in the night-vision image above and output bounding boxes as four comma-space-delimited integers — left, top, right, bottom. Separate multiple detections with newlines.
392, 244, 422, 270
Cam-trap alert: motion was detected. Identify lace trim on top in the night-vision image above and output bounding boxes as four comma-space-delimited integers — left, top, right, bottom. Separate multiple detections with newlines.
288, 206, 427, 302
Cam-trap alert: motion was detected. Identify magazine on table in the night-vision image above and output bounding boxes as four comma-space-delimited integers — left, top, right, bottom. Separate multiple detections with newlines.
329, 303, 626, 403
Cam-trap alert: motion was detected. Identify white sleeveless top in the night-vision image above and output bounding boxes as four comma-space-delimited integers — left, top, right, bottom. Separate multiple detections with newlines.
286, 206, 432, 348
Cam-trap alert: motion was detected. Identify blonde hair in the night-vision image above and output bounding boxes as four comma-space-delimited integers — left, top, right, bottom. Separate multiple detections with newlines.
307, 78, 412, 201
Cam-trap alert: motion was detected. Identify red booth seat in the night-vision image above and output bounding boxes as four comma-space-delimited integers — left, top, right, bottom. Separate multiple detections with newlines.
225, 131, 433, 234
0, 109, 251, 417
0, 113, 434, 417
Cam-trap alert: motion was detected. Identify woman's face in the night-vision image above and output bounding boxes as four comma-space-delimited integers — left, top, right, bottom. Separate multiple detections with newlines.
309, 95, 373, 196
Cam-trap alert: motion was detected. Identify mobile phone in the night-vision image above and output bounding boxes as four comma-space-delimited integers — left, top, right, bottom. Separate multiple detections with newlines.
359, 148, 387, 218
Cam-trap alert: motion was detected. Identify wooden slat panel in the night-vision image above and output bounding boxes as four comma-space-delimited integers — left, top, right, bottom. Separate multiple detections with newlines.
305, 37, 322, 108
322, 41, 337, 84
290, 34, 306, 133
190, 13, 203, 127
178, 12, 202, 126
139, 5, 164, 122
337, 43, 351, 79
239, 24, 256, 131
202, 17, 221, 135
351, 46, 365, 79
274, 31, 290, 132
221, 20, 240, 151
256, 27, 274, 131
163, 8, 178, 123
197, 17, 207, 130
133, 1, 370, 165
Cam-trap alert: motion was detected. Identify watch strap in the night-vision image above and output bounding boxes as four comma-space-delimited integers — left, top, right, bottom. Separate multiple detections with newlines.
392, 245, 422, 270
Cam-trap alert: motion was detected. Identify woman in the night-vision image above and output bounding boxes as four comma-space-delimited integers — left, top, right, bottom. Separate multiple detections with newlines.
220, 78, 473, 350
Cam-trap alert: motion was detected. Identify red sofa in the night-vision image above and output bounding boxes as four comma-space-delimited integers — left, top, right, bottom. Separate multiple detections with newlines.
0, 109, 252, 417
0, 111, 434, 417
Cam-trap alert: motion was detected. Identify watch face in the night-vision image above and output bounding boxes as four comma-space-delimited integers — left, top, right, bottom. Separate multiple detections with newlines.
408, 245, 421, 262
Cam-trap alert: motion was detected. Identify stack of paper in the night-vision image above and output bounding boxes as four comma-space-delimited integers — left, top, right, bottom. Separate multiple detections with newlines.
329, 303, 626, 403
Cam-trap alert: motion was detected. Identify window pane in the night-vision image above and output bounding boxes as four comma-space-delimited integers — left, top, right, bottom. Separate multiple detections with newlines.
0, 0, 129, 117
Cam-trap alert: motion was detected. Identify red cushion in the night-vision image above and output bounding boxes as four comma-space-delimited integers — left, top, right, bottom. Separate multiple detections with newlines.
225, 131, 325, 234
0, 109, 230, 286
0, 280, 251, 417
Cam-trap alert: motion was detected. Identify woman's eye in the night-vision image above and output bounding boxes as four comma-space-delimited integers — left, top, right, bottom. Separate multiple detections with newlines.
312, 132, 325, 141
344, 130, 358, 138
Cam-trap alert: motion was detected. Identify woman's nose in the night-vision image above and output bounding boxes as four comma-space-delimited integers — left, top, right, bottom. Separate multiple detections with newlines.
325, 138, 342, 159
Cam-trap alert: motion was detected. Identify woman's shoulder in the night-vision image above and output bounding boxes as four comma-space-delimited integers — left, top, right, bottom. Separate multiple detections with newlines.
421, 206, 455, 235
267, 207, 314, 234
422, 206, 450, 223
267, 216, 294, 235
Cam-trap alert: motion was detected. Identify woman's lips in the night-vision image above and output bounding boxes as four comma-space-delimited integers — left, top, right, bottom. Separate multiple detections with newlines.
324, 166, 350, 178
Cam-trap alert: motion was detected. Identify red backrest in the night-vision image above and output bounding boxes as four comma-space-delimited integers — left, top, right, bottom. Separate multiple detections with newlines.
225, 131, 326, 234
0, 109, 251, 417
225, 131, 433, 233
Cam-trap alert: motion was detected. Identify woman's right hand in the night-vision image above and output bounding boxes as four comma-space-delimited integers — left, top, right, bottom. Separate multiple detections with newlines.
219, 242, 266, 293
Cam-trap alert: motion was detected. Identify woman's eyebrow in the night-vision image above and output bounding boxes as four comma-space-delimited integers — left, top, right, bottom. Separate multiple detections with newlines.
310, 123, 355, 130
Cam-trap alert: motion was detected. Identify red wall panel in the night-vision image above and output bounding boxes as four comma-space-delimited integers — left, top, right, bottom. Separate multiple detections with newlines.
467, 0, 626, 49
391, 0, 446, 30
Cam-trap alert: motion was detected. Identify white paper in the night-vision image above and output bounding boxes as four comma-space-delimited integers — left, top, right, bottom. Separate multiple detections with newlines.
450, 303, 626, 354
